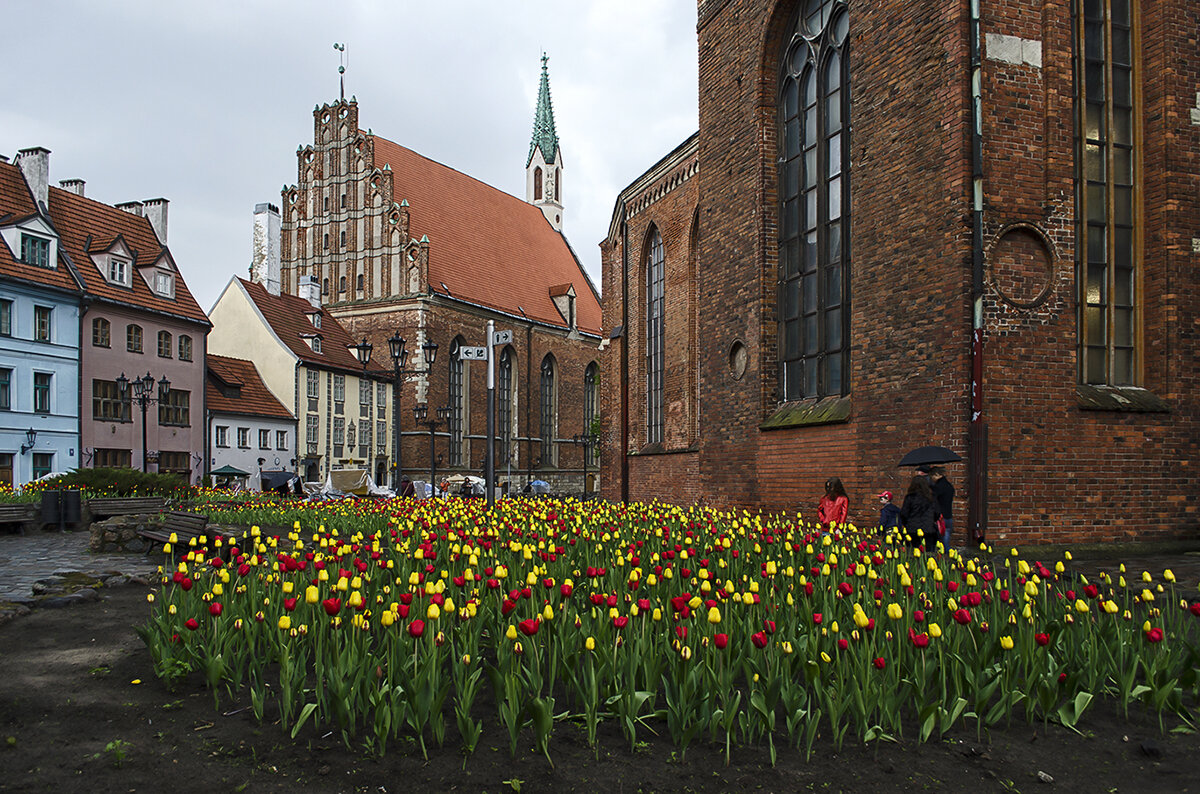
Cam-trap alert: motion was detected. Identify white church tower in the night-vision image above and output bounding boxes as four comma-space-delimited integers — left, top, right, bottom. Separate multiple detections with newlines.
526, 54, 563, 231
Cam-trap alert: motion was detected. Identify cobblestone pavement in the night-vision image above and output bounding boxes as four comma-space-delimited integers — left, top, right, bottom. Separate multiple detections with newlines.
0, 530, 159, 602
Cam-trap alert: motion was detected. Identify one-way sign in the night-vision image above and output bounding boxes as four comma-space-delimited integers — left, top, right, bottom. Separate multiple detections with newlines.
458, 346, 487, 360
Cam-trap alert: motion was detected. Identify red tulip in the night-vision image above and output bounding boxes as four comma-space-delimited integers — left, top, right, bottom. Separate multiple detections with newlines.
518, 618, 540, 636
180, 577, 193, 591
560, 583, 573, 598
1035, 632, 1050, 646
751, 631, 768, 649
185, 618, 199, 631
612, 616, 629, 630
714, 633, 729, 649
947, 581, 959, 593
237, 563, 251, 577
838, 638, 849, 651
838, 582, 853, 597
911, 632, 929, 649
408, 619, 425, 638
1145, 627, 1164, 643
804, 581, 814, 596
323, 597, 342, 616
873, 657, 886, 670
913, 609, 925, 623
1190, 603, 1200, 617
208, 602, 223, 617
398, 604, 410, 618
953, 608, 971, 625
813, 612, 823, 625
1084, 584, 1099, 599
763, 619, 776, 634
283, 598, 297, 612
210, 557, 224, 568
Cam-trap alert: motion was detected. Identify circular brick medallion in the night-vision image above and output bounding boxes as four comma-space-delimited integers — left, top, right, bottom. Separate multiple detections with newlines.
987, 224, 1057, 309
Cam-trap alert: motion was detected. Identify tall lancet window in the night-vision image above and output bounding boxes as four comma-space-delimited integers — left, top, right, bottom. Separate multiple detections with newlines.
778, 0, 850, 401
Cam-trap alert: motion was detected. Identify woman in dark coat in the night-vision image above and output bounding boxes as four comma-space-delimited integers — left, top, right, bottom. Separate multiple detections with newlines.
899, 475, 940, 551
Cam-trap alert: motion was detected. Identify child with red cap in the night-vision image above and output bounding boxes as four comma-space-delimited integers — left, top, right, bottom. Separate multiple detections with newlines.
879, 491, 901, 535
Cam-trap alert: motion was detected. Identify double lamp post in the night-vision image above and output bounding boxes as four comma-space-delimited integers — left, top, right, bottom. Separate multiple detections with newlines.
352, 332, 451, 496
116, 371, 171, 473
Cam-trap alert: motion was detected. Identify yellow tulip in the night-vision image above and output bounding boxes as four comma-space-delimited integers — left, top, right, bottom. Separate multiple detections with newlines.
427, 603, 441, 620
1000, 636, 1014, 650
707, 606, 722, 625
278, 615, 291, 630
929, 623, 942, 638
585, 636, 596, 651
887, 603, 903, 621
506, 624, 518, 641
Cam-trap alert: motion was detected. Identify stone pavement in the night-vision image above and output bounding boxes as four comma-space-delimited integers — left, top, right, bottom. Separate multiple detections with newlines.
0, 529, 158, 603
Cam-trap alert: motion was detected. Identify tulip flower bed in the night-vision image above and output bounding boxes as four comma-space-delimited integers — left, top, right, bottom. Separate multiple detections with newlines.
139, 499, 1200, 765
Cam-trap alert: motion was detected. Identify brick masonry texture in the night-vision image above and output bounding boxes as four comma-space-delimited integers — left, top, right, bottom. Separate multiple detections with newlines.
599, 0, 1199, 545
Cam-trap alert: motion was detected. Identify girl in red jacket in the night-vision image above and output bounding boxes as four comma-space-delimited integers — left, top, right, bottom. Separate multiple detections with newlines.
817, 477, 849, 531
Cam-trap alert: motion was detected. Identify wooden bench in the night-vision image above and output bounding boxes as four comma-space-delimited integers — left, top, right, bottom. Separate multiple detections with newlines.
0, 503, 38, 534
138, 511, 210, 549
87, 496, 166, 519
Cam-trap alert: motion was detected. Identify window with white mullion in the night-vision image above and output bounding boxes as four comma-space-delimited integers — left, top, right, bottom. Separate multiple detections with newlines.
645, 229, 665, 444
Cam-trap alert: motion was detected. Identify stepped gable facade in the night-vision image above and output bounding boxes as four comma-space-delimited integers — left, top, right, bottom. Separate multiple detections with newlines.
599, 0, 1199, 544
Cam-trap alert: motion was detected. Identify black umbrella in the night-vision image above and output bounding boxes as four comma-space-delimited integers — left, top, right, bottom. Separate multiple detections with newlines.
898, 446, 962, 467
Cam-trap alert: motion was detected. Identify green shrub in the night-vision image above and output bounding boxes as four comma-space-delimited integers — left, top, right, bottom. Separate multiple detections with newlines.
34, 467, 193, 498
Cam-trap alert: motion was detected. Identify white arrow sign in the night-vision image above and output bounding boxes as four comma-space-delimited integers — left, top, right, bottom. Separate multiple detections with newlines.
458, 346, 487, 360
493, 330, 513, 346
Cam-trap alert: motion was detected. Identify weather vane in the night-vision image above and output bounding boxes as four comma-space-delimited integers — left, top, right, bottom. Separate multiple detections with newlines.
334, 42, 348, 100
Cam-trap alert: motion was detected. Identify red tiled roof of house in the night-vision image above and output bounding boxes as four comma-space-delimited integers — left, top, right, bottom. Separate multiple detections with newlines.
238, 277, 364, 372
370, 136, 601, 334
46, 186, 208, 325
206, 354, 295, 420
0, 163, 81, 294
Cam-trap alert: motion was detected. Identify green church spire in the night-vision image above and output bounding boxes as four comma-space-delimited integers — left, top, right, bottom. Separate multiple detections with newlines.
527, 53, 560, 167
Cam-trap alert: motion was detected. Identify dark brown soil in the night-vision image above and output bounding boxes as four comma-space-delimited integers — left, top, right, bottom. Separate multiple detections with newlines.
0, 585, 1195, 793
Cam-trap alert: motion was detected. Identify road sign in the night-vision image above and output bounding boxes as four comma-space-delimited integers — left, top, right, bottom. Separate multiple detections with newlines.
492, 330, 513, 346
458, 346, 487, 360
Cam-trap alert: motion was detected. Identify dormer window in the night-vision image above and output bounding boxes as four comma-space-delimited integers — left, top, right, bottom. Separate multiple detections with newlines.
108, 258, 129, 286
21, 235, 50, 267
154, 271, 174, 298
311, 337, 323, 354
310, 313, 322, 329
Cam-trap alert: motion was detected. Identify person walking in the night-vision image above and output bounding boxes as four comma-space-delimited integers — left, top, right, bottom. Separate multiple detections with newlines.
878, 491, 901, 535
929, 466, 955, 548
898, 475, 940, 551
817, 478, 850, 532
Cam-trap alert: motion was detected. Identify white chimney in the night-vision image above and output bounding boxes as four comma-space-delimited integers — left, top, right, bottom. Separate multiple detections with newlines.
142, 198, 169, 244
115, 201, 144, 217
58, 179, 85, 196
15, 147, 50, 209
250, 202, 281, 295
297, 274, 321, 309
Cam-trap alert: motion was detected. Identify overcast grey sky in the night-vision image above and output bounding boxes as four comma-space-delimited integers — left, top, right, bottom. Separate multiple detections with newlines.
2, 1, 698, 311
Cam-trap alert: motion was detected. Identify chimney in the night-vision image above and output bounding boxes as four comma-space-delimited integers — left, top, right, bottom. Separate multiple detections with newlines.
142, 198, 169, 244
0, 155, 10, 163
15, 147, 50, 210
250, 202, 281, 296
58, 179, 85, 197
115, 200, 144, 217
297, 274, 321, 309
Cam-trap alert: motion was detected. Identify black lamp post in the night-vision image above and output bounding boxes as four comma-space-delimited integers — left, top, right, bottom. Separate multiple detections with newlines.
571, 431, 599, 498
387, 333, 438, 491
117, 371, 171, 472
414, 402, 452, 498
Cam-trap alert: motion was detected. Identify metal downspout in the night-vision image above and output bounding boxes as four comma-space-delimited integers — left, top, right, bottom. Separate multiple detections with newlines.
967, 0, 989, 543
620, 210, 630, 504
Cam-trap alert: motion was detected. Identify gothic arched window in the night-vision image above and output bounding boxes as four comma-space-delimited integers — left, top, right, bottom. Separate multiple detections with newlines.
645, 227, 665, 444
498, 346, 514, 464
540, 354, 557, 465
534, 167, 543, 201
778, 0, 850, 401
584, 362, 598, 465
448, 337, 465, 467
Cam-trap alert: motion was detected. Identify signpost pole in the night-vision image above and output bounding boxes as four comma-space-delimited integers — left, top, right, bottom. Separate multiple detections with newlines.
485, 319, 496, 506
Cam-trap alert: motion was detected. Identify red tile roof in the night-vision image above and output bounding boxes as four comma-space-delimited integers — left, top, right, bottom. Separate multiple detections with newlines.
206, 354, 295, 420
45, 186, 208, 325
238, 278, 365, 373
370, 136, 602, 334
0, 163, 82, 294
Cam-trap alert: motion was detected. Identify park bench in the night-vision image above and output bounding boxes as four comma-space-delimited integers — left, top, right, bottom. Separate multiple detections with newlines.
87, 496, 166, 519
138, 511, 212, 549
0, 502, 38, 534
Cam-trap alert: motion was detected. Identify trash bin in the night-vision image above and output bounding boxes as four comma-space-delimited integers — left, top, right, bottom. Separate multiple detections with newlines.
40, 489, 82, 530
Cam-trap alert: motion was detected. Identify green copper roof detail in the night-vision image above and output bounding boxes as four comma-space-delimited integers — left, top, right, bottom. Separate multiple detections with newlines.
526, 53, 560, 167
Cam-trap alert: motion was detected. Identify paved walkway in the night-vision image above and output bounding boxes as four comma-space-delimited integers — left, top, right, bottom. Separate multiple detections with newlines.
0, 530, 158, 602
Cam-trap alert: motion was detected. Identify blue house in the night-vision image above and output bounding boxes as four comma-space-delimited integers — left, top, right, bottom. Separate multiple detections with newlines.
0, 149, 83, 487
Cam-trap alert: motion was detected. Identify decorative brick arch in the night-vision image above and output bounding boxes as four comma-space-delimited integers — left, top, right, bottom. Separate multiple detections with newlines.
986, 222, 1058, 310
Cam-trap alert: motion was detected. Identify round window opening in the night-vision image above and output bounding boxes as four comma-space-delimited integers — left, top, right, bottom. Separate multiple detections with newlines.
728, 341, 748, 380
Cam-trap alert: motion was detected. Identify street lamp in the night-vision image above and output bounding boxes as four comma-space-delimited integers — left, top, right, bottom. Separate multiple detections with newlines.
350, 337, 373, 369
414, 402, 452, 498
117, 371, 171, 472
387, 333, 438, 491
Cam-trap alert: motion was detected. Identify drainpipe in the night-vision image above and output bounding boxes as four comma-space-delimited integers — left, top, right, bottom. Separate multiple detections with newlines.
967, 0, 988, 543
619, 209, 630, 503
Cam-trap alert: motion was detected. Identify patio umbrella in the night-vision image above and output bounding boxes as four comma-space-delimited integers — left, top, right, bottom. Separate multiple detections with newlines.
897, 446, 962, 467
210, 464, 251, 477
